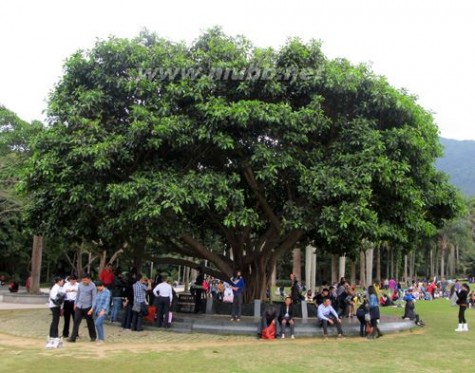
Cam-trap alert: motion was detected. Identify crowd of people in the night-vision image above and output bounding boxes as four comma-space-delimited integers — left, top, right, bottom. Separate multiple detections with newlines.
43, 266, 474, 347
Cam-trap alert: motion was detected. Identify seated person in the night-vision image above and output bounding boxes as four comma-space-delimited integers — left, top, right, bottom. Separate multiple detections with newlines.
380, 294, 394, 307
278, 297, 295, 339
402, 289, 424, 326
8, 281, 19, 293
0, 275, 6, 286
313, 288, 329, 306
317, 297, 344, 337
391, 289, 399, 302
470, 292, 475, 309
258, 306, 278, 339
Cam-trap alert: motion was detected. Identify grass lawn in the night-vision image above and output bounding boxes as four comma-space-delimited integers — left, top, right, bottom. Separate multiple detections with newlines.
0, 299, 474, 373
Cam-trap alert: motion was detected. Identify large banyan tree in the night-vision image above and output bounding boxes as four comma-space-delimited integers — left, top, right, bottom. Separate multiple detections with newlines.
23, 28, 460, 300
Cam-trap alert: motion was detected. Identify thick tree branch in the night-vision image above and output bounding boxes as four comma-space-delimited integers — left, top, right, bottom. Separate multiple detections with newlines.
243, 166, 281, 232
180, 233, 233, 276
155, 257, 229, 282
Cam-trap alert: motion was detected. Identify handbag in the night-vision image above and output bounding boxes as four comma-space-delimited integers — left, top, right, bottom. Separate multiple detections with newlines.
364, 313, 371, 322
132, 302, 141, 312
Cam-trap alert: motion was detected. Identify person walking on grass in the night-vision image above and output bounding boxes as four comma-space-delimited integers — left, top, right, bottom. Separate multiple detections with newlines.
230, 270, 245, 322
367, 285, 383, 339
92, 281, 111, 344
455, 283, 470, 332
67, 274, 97, 343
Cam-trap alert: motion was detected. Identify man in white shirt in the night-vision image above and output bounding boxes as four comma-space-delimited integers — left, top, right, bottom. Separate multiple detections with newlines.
152, 275, 173, 328
62, 275, 79, 338
317, 297, 344, 337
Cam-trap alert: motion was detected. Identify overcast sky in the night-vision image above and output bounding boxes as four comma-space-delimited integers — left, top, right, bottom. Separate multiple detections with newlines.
1, 0, 474, 140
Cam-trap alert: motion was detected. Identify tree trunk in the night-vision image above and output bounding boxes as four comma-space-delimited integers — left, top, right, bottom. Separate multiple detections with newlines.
305, 245, 316, 293
76, 244, 83, 278
292, 247, 302, 282
360, 251, 366, 288
271, 263, 277, 288
448, 244, 455, 278
375, 247, 381, 282
404, 254, 408, 285
331, 254, 338, 284
440, 250, 445, 279
365, 248, 374, 287
338, 255, 346, 280
429, 249, 435, 277
350, 260, 356, 286
29, 235, 43, 294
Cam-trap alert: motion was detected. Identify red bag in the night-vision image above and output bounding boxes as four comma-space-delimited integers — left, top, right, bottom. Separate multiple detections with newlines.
261, 321, 276, 339
144, 306, 156, 322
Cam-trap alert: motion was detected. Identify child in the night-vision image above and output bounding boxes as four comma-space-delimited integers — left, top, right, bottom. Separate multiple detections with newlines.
455, 283, 470, 332
356, 299, 369, 337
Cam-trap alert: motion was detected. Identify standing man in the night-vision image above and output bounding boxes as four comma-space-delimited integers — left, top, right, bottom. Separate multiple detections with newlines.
92, 280, 111, 344
153, 275, 173, 328
193, 267, 204, 314
230, 270, 245, 322
62, 275, 78, 338
99, 263, 115, 290
67, 274, 97, 342
317, 297, 344, 337
131, 274, 152, 332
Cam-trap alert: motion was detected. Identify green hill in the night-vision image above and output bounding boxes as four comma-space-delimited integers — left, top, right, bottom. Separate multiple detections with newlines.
436, 138, 475, 197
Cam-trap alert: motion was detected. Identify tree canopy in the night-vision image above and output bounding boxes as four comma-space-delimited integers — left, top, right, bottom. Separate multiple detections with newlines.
21, 28, 462, 299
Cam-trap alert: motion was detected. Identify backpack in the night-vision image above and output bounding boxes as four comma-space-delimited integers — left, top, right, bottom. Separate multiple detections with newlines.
51, 292, 66, 306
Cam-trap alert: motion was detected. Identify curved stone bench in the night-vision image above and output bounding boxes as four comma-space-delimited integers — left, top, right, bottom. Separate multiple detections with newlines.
2, 293, 49, 305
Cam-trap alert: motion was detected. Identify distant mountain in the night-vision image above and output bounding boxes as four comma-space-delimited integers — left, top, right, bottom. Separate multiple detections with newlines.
436, 138, 475, 197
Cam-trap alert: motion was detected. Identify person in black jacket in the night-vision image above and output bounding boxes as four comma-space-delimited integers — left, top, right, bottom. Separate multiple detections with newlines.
455, 283, 470, 332
193, 267, 204, 313
278, 297, 296, 339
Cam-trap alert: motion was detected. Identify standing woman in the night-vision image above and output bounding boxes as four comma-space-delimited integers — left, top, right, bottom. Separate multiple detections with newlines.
47, 277, 65, 348
367, 285, 383, 339
455, 283, 470, 332
230, 270, 245, 322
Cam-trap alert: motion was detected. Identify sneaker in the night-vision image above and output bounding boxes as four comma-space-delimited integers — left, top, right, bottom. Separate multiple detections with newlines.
90, 338, 96, 342
45, 338, 54, 349
67, 338, 76, 343
230, 318, 235, 322
96, 340, 104, 345
291, 335, 295, 339
235, 318, 240, 322
338, 333, 343, 338
281, 334, 285, 339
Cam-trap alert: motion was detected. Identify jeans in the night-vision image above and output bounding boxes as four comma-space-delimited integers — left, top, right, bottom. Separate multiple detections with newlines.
70, 307, 97, 341
111, 297, 122, 322
232, 293, 243, 319
62, 300, 75, 337
280, 318, 295, 337
95, 314, 105, 341
49, 307, 61, 338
